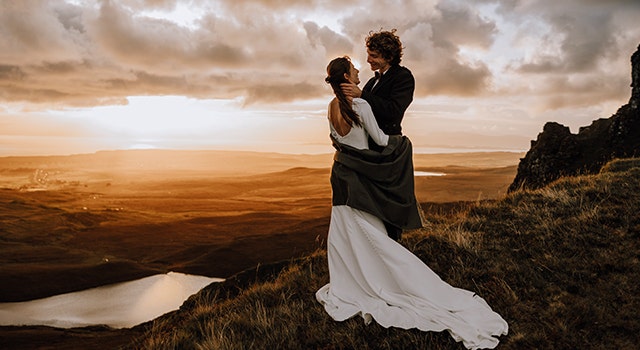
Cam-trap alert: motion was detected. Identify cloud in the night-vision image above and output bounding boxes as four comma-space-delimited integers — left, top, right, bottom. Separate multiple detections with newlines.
121, 0, 180, 11
415, 59, 492, 96
303, 22, 354, 58
399, 3, 496, 96
0, 0, 333, 106
0, 65, 27, 81
489, 0, 640, 110
431, 1, 497, 50
533, 74, 630, 110
0, 1, 87, 65
514, 10, 617, 74
245, 81, 324, 104
0, 0, 638, 111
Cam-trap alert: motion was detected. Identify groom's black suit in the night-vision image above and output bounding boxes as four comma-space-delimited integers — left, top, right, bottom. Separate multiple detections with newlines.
360, 64, 415, 137
360, 64, 415, 241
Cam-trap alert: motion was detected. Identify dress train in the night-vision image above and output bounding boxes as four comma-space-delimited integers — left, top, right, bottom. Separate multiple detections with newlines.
316, 206, 508, 350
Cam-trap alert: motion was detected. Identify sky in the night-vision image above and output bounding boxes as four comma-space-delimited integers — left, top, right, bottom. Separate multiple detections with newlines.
1, 0, 639, 156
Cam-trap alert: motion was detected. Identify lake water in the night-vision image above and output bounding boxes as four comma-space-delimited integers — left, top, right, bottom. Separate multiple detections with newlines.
0, 272, 222, 329
414, 171, 446, 176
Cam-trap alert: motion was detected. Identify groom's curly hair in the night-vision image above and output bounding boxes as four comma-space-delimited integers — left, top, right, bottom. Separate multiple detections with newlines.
366, 29, 403, 66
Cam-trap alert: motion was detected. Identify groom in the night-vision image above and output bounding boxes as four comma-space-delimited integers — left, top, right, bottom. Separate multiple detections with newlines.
341, 29, 416, 241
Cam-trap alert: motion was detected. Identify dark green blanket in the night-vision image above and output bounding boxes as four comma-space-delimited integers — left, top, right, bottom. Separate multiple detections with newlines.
330, 134, 423, 230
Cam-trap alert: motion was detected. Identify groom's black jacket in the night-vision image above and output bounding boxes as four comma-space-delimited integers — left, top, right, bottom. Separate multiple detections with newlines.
330, 135, 423, 230
361, 65, 415, 136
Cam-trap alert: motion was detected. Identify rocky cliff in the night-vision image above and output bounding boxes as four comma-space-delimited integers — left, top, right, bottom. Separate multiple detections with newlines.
508, 44, 640, 192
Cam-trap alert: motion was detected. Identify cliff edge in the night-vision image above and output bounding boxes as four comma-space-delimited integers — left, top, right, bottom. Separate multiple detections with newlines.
509, 44, 640, 192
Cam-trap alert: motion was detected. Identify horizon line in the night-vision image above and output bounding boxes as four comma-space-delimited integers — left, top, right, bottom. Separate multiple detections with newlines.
0, 146, 528, 159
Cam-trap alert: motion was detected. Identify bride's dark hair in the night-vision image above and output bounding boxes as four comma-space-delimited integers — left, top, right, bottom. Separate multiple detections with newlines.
325, 56, 361, 127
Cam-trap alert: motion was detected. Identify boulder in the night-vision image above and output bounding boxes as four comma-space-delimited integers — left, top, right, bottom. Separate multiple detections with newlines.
509, 44, 640, 192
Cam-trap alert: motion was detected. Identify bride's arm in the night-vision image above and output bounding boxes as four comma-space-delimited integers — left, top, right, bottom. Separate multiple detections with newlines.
354, 99, 388, 147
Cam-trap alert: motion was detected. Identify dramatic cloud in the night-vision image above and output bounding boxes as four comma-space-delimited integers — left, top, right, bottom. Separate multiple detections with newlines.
303, 22, 353, 58
1, 0, 639, 156
1, 0, 638, 108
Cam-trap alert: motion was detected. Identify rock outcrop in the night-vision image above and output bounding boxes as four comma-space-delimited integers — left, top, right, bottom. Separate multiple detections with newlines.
509, 44, 640, 192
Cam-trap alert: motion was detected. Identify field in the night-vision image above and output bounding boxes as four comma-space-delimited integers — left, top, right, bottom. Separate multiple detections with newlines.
133, 158, 640, 350
0, 149, 523, 349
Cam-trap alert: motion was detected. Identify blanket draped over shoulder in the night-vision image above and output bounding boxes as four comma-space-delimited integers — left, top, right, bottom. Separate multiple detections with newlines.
330, 134, 423, 230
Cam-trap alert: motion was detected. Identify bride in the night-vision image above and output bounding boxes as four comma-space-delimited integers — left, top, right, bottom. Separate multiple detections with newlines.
315, 56, 509, 350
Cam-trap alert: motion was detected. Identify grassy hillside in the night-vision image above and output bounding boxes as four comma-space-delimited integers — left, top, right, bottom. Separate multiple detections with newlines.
129, 158, 640, 350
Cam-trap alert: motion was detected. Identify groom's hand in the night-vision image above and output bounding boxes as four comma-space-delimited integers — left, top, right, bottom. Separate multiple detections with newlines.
341, 82, 362, 99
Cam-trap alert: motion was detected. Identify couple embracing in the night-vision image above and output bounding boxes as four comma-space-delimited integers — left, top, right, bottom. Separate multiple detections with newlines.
315, 30, 509, 350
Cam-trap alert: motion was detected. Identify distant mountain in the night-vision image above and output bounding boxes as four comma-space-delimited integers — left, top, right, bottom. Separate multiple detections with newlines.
0, 149, 333, 177
509, 43, 640, 192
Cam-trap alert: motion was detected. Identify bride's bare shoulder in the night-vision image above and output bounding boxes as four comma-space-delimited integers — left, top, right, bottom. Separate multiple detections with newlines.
328, 98, 340, 116
328, 98, 351, 136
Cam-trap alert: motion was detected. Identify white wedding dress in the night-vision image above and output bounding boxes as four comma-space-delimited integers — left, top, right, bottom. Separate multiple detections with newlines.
316, 98, 508, 349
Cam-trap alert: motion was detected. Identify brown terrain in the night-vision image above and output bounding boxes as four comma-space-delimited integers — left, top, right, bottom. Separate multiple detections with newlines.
0, 149, 523, 349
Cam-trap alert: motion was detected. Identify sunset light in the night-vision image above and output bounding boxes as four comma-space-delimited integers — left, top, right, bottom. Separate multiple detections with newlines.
1, 1, 639, 156
2, 2, 640, 348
